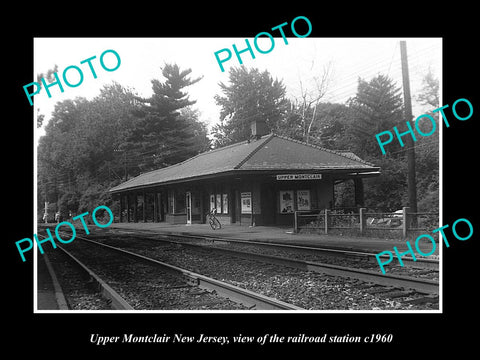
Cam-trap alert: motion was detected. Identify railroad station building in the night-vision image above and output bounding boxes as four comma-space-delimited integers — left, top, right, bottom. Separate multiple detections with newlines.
109, 123, 380, 227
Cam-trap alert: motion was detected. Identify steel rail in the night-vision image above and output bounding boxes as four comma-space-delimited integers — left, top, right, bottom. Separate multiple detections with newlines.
120, 233, 439, 295
151, 231, 439, 270
39, 238, 134, 310
72, 235, 304, 311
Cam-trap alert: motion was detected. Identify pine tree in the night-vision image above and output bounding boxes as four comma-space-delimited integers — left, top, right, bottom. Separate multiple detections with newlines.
125, 64, 208, 172
347, 74, 404, 158
345, 75, 406, 211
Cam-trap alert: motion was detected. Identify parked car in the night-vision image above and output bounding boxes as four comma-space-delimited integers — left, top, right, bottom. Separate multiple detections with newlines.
366, 210, 403, 228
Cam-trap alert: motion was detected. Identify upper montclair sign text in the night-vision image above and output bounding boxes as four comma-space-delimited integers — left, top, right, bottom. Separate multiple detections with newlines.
276, 174, 322, 181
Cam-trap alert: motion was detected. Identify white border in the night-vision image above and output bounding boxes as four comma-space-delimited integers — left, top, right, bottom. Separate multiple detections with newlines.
33, 37, 443, 314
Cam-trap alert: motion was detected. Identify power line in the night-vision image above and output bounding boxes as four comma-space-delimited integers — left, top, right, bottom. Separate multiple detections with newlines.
318, 42, 441, 104
385, 138, 439, 156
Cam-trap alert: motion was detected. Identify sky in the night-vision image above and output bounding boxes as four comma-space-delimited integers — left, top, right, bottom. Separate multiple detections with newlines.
33, 37, 442, 141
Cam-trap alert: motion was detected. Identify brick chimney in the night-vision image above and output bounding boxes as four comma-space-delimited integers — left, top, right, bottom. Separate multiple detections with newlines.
250, 119, 269, 139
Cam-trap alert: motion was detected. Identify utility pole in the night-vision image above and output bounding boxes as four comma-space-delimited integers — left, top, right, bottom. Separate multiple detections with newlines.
400, 40, 418, 225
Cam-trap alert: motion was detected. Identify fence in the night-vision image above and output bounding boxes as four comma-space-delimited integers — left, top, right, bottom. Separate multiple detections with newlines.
294, 207, 439, 239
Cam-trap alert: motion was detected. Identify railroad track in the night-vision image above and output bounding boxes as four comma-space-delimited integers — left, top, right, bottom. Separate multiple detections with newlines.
80, 231, 439, 310
98, 229, 439, 295
39, 241, 132, 310
111, 228, 439, 270
42, 233, 303, 311
164, 236, 438, 294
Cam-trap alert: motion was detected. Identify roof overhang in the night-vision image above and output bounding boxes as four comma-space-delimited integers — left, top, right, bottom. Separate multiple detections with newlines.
109, 167, 381, 194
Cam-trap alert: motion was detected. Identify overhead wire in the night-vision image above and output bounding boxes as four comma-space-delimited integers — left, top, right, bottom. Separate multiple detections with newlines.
320, 42, 441, 105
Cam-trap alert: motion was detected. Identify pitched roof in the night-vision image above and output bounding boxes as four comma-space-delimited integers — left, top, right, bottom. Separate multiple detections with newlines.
109, 134, 379, 193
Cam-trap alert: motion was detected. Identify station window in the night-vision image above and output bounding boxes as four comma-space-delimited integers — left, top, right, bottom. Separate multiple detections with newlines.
210, 192, 229, 214
216, 194, 222, 214
222, 193, 228, 214
168, 190, 186, 214
176, 192, 186, 213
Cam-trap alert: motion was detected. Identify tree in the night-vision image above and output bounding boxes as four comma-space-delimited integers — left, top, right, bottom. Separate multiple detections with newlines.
125, 64, 208, 172
36, 65, 59, 128
416, 67, 439, 110
346, 74, 404, 159
37, 83, 139, 217
304, 103, 349, 149
212, 67, 289, 147
345, 75, 406, 211
414, 69, 440, 212
291, 61, 334, 144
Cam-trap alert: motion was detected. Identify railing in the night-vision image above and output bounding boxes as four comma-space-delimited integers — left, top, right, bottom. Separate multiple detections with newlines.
294, 207, 439, 239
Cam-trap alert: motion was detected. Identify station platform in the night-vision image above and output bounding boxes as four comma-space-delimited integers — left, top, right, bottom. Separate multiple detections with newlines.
106, 222, 440, 257
36, 253, 68, 311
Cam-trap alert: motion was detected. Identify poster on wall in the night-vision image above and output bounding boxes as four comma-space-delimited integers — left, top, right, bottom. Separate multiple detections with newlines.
297, 190, 311, 211
279, 190, 294, 213
241, 192, 252, 214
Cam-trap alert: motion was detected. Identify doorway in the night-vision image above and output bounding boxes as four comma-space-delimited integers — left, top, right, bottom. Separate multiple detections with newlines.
231, 189, 241, 224
261, 184, 276, 225
186, 191, 192, 224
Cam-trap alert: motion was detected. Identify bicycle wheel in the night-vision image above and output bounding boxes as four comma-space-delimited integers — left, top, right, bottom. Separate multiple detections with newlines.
208, 218, 216, 230
213, 217, 221, 230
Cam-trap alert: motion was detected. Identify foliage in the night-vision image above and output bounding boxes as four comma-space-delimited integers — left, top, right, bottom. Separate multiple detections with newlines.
124, 64, 208, 173
211, 67, 289, 146
36, 64, 59, 128
37, 57, 439, 219
416, 67, 439, 109
345, 74, 405, 159
37, 83, 137, 218
303, 103, 350, 149
209, 68, 438, 213
37, 64, 210, 219
414, 70, 440, 212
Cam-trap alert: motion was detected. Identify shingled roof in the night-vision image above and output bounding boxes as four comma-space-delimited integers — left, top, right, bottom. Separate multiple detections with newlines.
109, 134, 380, 193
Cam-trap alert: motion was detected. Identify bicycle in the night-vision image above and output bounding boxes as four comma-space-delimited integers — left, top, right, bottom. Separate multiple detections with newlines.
206, 209, 222, 230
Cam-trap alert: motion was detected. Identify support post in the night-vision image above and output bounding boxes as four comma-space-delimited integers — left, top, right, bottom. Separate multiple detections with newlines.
324, 209, 329, 235
359, 207, 366, 235
142, 191, 146, 222
402, 206, 409, 239
294, 211, 298, 233
126, 193, 130, 222
153, 191, 158, 222
119, 194, 123, 223
133, 193, 138, 222
250, 180, 255, 227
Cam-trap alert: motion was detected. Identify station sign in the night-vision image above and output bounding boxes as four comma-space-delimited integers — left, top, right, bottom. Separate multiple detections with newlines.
276, 174, 322, 181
